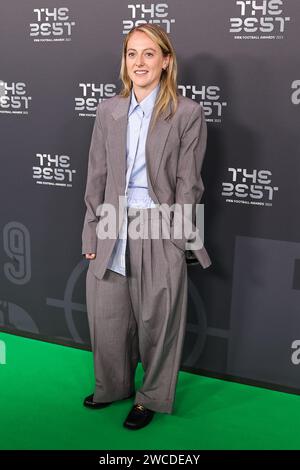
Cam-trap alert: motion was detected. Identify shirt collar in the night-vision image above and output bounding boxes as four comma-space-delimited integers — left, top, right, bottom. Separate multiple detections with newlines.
128, 82, 160, 118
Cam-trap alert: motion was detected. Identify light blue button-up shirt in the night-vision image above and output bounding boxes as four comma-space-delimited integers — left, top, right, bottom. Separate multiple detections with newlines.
106, 83, 160, 276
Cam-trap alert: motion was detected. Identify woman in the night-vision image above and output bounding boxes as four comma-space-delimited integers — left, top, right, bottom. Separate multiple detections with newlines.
81, 24, 212, 430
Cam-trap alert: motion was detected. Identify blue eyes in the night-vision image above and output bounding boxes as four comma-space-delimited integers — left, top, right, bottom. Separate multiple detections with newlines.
128, 52, 153, 57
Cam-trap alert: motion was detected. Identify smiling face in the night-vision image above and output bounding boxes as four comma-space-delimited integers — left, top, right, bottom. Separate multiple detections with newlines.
125, 30, 170, 98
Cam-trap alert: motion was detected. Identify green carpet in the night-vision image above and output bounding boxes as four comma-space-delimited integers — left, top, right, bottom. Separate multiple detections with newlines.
0, 330, 299, 450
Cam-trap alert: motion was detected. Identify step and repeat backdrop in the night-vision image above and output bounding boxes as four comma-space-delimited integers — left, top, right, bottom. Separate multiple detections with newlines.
1, 0, 300, 394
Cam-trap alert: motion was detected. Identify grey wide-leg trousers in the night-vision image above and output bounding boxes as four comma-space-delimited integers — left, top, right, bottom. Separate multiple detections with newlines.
85, 206, 188, 414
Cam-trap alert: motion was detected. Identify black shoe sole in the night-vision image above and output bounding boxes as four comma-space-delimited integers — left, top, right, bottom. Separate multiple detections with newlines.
123, 415, 154, 430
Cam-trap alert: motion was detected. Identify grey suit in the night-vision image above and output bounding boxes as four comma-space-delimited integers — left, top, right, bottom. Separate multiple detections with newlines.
82, 92, 212, 413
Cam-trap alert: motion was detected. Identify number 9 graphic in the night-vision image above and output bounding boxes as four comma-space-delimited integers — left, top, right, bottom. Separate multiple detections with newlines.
3, 222, 31, 284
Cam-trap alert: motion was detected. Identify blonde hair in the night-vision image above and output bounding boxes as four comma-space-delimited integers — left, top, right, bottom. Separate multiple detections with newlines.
119, 24, 179, 131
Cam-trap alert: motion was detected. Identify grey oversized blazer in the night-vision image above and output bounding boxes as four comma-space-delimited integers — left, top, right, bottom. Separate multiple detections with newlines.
82, 92, 212, 280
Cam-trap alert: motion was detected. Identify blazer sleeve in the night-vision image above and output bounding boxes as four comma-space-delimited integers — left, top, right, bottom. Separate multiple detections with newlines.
171, 103, 208, 251
81, 103, 107, 255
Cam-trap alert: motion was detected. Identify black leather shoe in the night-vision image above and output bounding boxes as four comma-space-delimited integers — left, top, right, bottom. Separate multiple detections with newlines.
83, 392, 135, 409
123, 403, 155, 430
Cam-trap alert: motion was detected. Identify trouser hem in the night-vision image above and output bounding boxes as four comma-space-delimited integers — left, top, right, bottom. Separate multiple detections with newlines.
93, 389, 135, 403
134, 392, 174, 414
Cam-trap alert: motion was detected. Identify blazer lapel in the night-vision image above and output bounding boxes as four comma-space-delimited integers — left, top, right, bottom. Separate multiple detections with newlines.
146, 99, 173, 188
109, 96, 130, 195
109, 94, 173, 196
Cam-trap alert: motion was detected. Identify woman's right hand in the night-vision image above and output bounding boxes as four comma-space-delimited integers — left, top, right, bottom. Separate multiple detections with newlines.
85, 253, 96, 260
